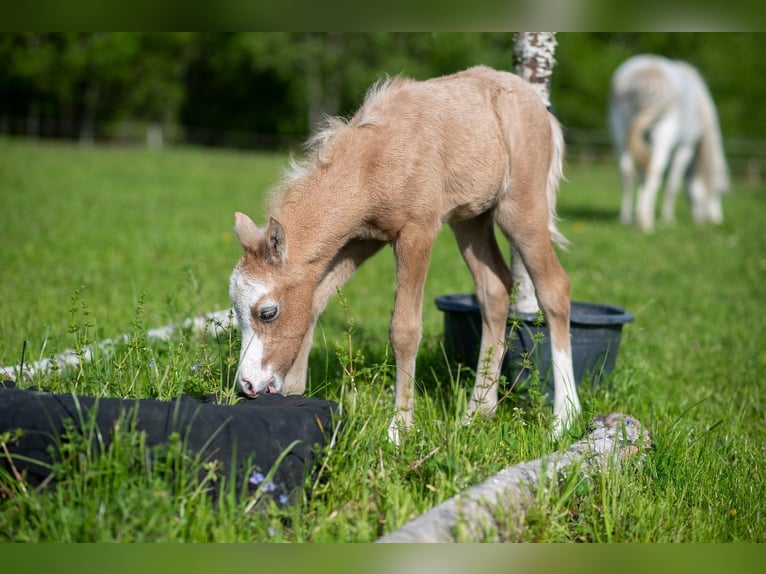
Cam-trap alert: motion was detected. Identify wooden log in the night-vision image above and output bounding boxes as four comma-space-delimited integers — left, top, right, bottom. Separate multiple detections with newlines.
377, 412, 651, 542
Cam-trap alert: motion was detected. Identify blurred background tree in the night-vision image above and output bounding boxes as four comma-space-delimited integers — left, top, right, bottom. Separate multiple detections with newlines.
0, 33, 194, 144
1, 32, 763, 165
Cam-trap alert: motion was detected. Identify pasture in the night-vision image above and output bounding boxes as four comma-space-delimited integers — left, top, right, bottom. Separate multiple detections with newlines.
0, 137, 764, 542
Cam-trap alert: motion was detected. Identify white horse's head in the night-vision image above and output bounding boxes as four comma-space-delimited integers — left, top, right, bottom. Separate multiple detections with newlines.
229, 212, 313, 397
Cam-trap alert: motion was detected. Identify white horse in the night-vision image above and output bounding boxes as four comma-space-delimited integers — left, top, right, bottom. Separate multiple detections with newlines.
229, 66, 580, 443
608, 54, 729, 231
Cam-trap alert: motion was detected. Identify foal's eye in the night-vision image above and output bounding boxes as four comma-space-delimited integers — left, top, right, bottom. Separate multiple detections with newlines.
257, 305, 279, 322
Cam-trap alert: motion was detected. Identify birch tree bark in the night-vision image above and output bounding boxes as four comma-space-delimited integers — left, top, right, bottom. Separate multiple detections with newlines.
513, 32, 558, 109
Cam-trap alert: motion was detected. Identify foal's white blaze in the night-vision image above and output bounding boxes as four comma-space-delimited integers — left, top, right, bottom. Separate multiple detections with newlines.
228, 268, 280, 396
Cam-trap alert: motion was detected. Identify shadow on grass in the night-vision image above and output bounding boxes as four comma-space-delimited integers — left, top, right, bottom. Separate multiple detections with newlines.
303, 318, 553, 427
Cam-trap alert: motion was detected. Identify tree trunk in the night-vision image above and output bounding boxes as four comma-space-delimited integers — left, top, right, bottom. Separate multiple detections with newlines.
513, 32, 557, 109
303, 34, 341, 134
146, 123, 164, 150
26, 102, 39, 139
378, 413, 651, 542
79, 81, 100, 146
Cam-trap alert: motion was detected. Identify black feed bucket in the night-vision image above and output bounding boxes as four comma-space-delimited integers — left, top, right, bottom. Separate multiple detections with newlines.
435, 294, 634, 398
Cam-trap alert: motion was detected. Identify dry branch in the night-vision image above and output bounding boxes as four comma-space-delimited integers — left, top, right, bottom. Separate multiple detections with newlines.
377, 412, 651, 542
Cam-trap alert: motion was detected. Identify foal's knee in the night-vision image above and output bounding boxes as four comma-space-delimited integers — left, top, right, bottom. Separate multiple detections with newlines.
479, 280, 510, 321
389, 316, 421, 357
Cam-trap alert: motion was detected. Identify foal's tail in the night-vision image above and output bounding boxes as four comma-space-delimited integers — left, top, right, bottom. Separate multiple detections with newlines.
546, 114, 569, 251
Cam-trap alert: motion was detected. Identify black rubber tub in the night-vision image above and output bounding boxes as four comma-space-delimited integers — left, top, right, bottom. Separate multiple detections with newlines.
435, 294, 634, 397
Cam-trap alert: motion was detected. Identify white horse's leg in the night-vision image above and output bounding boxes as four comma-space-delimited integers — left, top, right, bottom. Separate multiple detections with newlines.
450, 214, 514, 420
688, 168, 724, 225
688, 175, 710, 224
706, 192, 724, 224
387, 226, 436, 444
282, 239, 385, 394
637, 120, 675, 232
619, 151, 637, 225
661, 143, 695, 224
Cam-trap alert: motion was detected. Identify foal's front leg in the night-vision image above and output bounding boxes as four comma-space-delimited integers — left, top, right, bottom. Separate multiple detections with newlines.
387, 227, 435, 444
282, 240, 385, 394
450, 215, 513, 420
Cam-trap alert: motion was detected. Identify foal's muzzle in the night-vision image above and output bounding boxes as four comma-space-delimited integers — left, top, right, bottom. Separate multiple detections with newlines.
240, 376, 280, 398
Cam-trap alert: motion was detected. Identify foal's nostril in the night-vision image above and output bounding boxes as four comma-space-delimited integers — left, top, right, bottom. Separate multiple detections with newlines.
264, 375, 277, 394
240, 376, 277, 397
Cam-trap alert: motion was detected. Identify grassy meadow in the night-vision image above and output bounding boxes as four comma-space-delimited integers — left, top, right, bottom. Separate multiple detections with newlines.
0, 136, 764, 542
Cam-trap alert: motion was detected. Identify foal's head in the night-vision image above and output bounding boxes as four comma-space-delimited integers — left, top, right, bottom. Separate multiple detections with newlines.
229, 212, 313, 397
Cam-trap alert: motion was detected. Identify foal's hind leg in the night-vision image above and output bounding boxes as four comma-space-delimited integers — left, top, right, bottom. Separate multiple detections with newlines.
450, 214, 513, 420
495, 197, 580, 436
388, 225, 437, 444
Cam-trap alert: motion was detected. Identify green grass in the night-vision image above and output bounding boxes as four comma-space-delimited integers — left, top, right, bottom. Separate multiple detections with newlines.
1, 137, 764, 542
0, 138, 284, 366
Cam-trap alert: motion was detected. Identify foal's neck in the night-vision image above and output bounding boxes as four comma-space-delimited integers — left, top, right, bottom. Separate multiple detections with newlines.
275, 170, 367, 277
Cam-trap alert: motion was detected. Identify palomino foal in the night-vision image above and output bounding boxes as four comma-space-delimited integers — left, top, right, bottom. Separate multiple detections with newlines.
229, 65, 580, 442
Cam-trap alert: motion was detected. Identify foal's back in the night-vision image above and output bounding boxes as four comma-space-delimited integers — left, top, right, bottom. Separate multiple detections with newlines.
342, 65, 554, 229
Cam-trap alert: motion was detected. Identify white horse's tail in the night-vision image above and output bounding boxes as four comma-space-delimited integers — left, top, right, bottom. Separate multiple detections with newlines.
546, 114, 569, 251
696, 78, 730, 196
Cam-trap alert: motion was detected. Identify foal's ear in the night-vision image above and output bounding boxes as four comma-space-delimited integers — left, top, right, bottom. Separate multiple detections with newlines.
233, 212, 262, 252
266, 217, 287, 265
